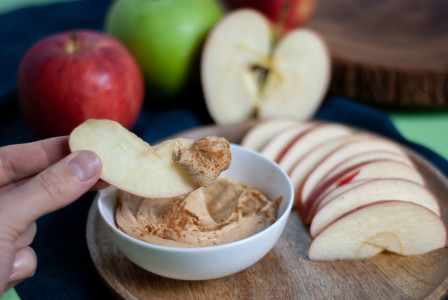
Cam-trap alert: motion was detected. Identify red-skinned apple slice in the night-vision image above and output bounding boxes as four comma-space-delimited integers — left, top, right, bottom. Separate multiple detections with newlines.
277, 123, 353, 172
309, 150, 417, 213
69, 119, 230, 198
201, 9, 330, 124
260, 122, 316, 161
324, 150, 415, 181
298, 137, 409, 208
309, 179, 440, 237
289, 133, 369, 208
308, 200, 447, 261
241, 118, 303, 151
302, 159, 425, 223
306, 180, 367, 213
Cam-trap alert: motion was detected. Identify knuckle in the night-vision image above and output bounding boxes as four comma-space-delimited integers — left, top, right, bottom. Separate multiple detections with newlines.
36, 169, 66, 205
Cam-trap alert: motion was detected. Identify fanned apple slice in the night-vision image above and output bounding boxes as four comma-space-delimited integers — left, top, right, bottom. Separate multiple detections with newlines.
298, 137, 410, 207
289, 133, 369, 208
302, 159, 425, 223
323, 150, 415, 183
307, 150, 418, 215
241, 118, 303, 151
277, 123, 353, 173
308, 201, 447, 261
201, 9, 330, 124
69, 119, 230, 198
310, 179, 441, 237
259, 122, 316, 161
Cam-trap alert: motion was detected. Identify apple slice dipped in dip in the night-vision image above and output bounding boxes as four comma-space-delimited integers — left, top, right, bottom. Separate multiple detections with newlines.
69, 119, 231, 198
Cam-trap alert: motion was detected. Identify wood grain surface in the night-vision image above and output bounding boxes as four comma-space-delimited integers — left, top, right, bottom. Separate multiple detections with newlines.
307, 0, 448, 108
86, 123, 448, 299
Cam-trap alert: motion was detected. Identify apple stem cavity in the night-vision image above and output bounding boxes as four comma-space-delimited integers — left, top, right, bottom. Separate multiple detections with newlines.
66, 33, 81, 54
250, 64, 270, 96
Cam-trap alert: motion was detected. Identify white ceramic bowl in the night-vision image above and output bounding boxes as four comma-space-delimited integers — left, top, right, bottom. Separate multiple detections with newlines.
97, 143, 294, 280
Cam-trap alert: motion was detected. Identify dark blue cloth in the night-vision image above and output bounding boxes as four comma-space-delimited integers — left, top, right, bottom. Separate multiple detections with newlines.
1, 1, 447, 299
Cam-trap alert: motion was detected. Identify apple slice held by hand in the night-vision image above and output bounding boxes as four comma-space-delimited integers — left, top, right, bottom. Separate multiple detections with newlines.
69, 119, 231, 198
201, 9, 330, 124
308, 201, 447, 261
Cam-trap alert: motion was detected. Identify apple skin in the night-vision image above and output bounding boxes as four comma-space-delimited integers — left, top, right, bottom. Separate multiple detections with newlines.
105, 0, 224, 99
224, 0, 316, 32
17, 30, 144, 139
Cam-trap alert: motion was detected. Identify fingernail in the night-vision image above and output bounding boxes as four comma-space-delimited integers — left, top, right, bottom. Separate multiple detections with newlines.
9, 247, 37, 281
69, 151, 101, 181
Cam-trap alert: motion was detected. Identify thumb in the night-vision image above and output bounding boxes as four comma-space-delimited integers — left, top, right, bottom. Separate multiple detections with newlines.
0, 151, 102, 236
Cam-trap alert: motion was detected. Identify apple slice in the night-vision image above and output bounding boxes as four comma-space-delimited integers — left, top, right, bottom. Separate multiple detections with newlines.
298, 137, 410, 207
69, 119, 231, 198
323, 150, 415, 182
241, 118, 303, 151
308, 150, 417, 213
259, 122, 316, 161
201, 9, 330, 124
276, 123, 353, 172
289, 133, 369, 208
309, 179, 441, 237
308, 201, 447, 261
306, 180, 367, 213
302, 159, 425, 223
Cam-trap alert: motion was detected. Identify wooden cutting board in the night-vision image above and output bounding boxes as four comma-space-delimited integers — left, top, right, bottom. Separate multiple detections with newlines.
86, 123, 448, 299
307, 0, 448, 108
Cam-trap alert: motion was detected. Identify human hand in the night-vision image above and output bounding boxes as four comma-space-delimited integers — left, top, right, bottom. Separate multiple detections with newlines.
0, 136, 103, 294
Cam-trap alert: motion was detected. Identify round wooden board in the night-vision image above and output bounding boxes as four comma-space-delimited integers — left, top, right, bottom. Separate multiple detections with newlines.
307, 0, 448, 108
86, 122, 448, 299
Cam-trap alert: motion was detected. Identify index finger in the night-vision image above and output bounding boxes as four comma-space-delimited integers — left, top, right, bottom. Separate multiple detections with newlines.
0, 136, 70, 186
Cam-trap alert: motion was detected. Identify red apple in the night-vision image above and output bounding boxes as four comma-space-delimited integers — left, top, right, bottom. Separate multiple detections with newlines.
224, 0, 317, 32
17, 30, 144, 138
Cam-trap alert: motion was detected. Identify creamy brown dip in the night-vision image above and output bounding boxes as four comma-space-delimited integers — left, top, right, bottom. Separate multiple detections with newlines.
115, 178, 280, 247
173, 136, 231, 187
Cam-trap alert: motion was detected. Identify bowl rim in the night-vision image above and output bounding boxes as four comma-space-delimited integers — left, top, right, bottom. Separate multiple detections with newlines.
97, 143, 294, 253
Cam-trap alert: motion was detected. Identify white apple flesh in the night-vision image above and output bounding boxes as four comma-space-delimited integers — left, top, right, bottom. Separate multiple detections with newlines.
288, 134, 369, 208
201, 9, 330, 124
302, 159, 425, 223
241, 118, 303, 151
260, 122, 316, 161
310, 179, 440, 237
324, 150, 415, 181
70, 119, 203, 198
308, 201, 447, 261
277, 123, 353, 172
298, 137, 410, 207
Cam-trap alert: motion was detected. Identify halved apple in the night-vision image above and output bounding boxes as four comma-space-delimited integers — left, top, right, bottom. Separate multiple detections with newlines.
241, 118, 303, 151
69, 119, 230, 198
309, 179, 441, 237
201, 9, 330, 124
308, 201, 447, 261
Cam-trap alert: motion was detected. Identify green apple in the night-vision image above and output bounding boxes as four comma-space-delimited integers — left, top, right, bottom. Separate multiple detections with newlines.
105, 0, 224, 99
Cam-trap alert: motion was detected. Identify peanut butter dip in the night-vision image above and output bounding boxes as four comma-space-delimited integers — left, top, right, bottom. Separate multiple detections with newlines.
115, 178, 280, 247
173, 136, 231, 187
